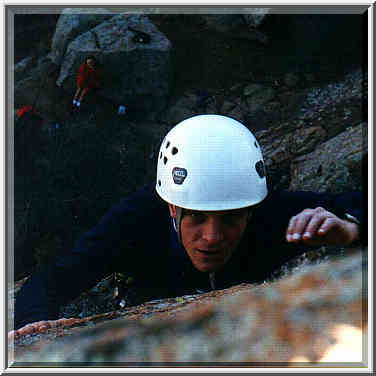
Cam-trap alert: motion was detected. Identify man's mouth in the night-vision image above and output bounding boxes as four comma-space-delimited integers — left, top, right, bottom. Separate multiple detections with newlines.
196, 249, 222, 256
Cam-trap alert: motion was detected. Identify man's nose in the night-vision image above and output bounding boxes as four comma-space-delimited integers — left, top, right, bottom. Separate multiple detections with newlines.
201, 219, 224, 245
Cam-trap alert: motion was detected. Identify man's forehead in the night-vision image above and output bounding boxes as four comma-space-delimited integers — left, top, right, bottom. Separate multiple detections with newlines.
184, 208, 249, 216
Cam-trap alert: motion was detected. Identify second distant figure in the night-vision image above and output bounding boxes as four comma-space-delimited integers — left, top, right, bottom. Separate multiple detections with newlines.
73, 56, 103, 108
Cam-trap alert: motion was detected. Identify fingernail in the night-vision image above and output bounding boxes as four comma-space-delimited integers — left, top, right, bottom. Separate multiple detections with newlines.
292, 233, 301, 240
303, 232, 311, 238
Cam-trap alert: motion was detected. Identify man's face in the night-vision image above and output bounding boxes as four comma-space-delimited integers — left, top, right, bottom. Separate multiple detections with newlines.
168, 205, 249, 273
86, 58, 95, 68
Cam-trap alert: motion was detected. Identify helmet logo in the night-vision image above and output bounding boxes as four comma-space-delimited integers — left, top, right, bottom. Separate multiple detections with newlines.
255, 160, 265, 178
172, 167, 187, 185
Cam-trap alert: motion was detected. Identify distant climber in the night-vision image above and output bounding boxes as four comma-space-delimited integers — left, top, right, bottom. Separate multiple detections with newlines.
73, 56, 103, 108
15, 105, 42, 133
14, 105, 44, 172
16, 105, 35, 120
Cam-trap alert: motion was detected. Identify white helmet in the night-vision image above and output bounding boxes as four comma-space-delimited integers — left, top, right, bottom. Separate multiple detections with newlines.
156, 114, 267, 211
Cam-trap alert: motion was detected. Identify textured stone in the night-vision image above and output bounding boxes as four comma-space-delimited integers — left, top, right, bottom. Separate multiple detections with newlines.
254, 69, 365, 188
13, 58, 67, 124
291, 126, 327, 156
160, 90, 218, 126
10, 249, 367, 365
242, 9, 270, 28
284, 72, 300, 88
200, 14, 246, 33
245, 86, 275, 113
200, 13, 269, 43
13, 56, 35, 81
289, 124, 367, 192
49, 8, 114, 65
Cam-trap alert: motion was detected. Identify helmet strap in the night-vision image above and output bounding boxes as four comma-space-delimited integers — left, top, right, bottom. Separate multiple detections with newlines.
173, 205, 184, 243
247, 208, 253, 222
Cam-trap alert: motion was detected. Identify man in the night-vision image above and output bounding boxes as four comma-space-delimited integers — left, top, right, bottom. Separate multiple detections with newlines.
13, 115, 364, 333
72, 56, 103, 108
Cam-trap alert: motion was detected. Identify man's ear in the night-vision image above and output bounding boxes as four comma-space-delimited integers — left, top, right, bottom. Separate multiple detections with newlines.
168, 204, 176, 219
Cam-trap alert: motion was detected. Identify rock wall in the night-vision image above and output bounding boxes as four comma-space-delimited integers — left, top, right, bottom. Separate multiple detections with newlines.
56, 13, 172, 111
9, 248, 366, 365
289, 124, 366, 192
49, 8, 114, 65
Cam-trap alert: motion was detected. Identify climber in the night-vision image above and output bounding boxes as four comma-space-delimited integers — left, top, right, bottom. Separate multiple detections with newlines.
14, 105, 43, 159
16, 105, 35, 120
13, 115, 365, 333
73, 55, 103, 108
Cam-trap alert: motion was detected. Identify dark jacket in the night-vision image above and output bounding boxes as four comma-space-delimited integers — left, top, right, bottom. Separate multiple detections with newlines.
14, 185, 365, 329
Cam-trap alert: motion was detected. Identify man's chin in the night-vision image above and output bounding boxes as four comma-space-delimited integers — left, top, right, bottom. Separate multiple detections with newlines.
194, 262, 224, 273
189, 248, 234, 273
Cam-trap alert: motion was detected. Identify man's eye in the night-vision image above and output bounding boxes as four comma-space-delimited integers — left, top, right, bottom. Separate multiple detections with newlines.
188, 212, 206, 223
222, 211, 249, 225
222, 214, 240, 225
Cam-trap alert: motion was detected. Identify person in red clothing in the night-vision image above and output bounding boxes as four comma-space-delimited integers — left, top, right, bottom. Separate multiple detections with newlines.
16, 105, 34, 119
73, 56, 102, 108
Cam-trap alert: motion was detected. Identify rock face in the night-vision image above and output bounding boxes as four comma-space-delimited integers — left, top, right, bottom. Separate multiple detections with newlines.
242, 9, 270, 28
200, 10, 270, 31
199, 13, 269, 44
50, 8, 114, 65
13, 57, 67, 124
10, 249, 366, 365
289, 124, 367, 192
56, 13, 172, 111
13, 14, 59, 63
254, 69, 365, 190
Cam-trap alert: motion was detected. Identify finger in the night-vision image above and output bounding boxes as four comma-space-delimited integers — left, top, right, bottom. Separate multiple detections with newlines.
36, 321, 50, 331
57, 318, 77, 327
301, 213, 328, 240
287, 215, 297, 235
302, 217, 343, 246
314, 217, 347, 243
316, 217, 334, 236
16, 321, 49, 336
47, 320, 58, 329
286, 215, 299, 241
18, 323, 36, 336
288, 210, 314, 242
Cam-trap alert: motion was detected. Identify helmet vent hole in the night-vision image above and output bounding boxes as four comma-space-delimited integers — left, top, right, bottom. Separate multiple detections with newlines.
166, 141, 170, 149
158, 180, 161, 186
254, 141, 258, 148
159, 152, 162, 159
164, 156, 168, 165
171, 147, 178, 155
255, 160, 265, 178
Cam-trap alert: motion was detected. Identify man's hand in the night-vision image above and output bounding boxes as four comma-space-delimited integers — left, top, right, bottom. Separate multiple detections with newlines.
286, 207, 359, 246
